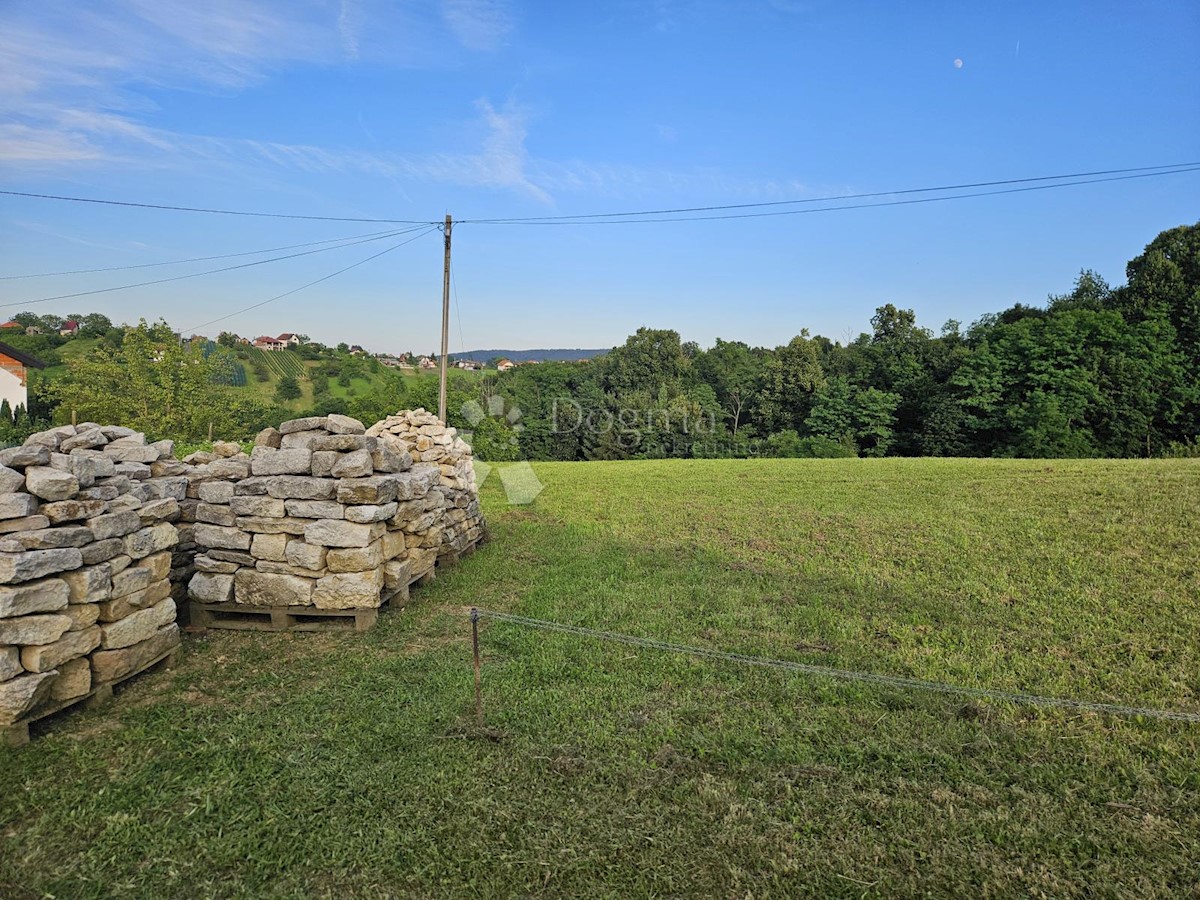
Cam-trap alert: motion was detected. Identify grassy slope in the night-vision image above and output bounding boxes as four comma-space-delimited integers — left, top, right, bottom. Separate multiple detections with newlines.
1, 459, 1197, 897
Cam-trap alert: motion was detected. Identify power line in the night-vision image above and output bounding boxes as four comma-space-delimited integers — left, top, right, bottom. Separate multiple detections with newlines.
0, 229, 405, 280
0, 189, 437, 225
0, 226, 430, 309
460, 164, 1200, 225
181, 227, 439, 334
474, 609, 1200, 724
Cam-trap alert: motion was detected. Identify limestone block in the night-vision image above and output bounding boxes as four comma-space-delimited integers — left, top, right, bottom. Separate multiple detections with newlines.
407, 547, 438, 576
280, 430, 326, 451
112, 566, 153, 598
304, 519, 382, 549
188, 572, 234, 604
326, 414, 366, 435
255, 560, 327, 577
0, 577, 69, 618
251, 447, 315, 476
98, 580, 172, 621
207, 549, 255, 566
137, 498, 180, 522
91, 623, 179, 683
331, 449, 373, 478
326, 539, 384, 573
61, 428, 107, 452
12, 526, 94, 550
137, 551, 172, 581
344, 503, 398, 524
236, 516, 308, 535
150, 460, 190, 478
62, 603, 100, 631
80, 539, 123, 565
0, 445, 50, 468
104, 445, 160, 464
194, 555, 239, 574
49, 656, 91, 701
196, 502, 237, 527
71, 454, 116, 482
284, 499, 342, 519
0, 465, 25, 494
97, 475, 133, 494
212, 440, 243, 458
254, 428, 282, 449
233, 570, 314, 607
0, 613, 73, 645
382, 530, 407, 561
371, 445, 411, 473
0, 645, 21, 680
0, 548, 83, 584
310, 451, 338, 477
41, 498, 107, 524
194, 523, 251, 551
198, 481, 235, 504
0, 671, 57, 726
89, 510, 142, 541
142, 477, 187, 501
0, 515, 50, 535
384, 558, 412, 591
208, 457, 251, 480
279, 416, 329, 434
105, 433, 146, 448
0, 493, 39, 520
284, 539, 327, 572
250, 532, 289, 562
264, 476, 337, 501
232, 476, 272, 496
123, 523, 178, 560
312, 434, 376, 452
20, 625, 101, 672
336, 476, 399, 505
230, 495, 286, 517
312, 568, 384, 609
99, 598, 176, 649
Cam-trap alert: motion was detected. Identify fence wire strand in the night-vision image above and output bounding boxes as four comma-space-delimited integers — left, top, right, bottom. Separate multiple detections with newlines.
472, 609, 1200, 724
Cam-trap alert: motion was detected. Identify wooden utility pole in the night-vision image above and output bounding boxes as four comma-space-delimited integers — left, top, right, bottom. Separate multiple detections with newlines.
438, 214, 452, 423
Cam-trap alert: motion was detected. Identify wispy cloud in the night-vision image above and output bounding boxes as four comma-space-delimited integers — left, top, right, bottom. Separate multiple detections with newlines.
440, 0, 513, 51
0, 2, 828, 207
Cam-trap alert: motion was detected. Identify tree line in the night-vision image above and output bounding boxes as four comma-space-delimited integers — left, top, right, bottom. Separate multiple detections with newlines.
5, 222, 1197, 459
460, 222, 1200, 460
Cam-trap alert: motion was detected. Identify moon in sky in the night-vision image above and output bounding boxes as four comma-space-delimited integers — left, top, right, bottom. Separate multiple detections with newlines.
954, 58, 963, 69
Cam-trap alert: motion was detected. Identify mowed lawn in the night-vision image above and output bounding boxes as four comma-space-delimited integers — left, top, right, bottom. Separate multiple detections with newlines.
2, 459, 1198, 898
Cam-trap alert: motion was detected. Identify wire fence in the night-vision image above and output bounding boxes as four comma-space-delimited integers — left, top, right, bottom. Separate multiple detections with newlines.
471, 609, 1200, 724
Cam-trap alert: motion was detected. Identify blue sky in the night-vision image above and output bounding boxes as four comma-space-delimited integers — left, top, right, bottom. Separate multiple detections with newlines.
1, 0, 1197, 354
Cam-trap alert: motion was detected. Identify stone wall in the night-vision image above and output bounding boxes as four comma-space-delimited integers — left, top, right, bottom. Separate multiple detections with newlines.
186, 411, 483, 613
0, 425, 182, 728
366, 409, 486, 560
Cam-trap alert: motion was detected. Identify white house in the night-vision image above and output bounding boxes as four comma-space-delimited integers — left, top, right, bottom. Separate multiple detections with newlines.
0, 342, 46, 413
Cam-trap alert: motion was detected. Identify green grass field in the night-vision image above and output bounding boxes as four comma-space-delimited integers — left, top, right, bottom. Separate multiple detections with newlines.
2, 459, 1198, 897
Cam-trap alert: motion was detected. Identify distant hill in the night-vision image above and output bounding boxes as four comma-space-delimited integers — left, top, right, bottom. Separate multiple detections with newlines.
451, 348, 609, 363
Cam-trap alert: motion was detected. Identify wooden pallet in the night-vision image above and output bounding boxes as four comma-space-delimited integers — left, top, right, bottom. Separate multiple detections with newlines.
437, 538, 482, 568
3, 645, 181, 748
188, 567, 437, 635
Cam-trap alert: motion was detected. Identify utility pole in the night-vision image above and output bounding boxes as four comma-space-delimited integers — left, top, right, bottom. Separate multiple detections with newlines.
438, 214, 452, 423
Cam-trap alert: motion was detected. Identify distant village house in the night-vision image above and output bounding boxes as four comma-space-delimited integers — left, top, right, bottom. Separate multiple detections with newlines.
0, 342, 46, 413
252, 333, 304, 351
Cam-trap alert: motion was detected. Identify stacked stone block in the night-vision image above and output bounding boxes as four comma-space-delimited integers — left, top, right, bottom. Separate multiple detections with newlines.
365, 408, 486, 561
0, 424, 181, 729
187, 413, 451, 613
